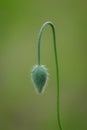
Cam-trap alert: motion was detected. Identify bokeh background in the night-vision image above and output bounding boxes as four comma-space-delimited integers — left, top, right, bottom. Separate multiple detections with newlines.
0, 0, 87, 130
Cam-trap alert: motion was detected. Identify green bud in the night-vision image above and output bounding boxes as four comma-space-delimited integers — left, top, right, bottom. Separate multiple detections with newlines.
31, 65, 48, 93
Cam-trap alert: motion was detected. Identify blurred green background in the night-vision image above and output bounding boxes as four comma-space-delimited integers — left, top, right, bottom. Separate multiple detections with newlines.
0, 0, 87, 130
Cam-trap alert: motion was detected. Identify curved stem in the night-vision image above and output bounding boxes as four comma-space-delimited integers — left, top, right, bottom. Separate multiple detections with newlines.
37, 21, 62, 130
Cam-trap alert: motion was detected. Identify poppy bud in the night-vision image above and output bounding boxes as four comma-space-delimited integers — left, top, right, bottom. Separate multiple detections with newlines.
31, 65, 48, 93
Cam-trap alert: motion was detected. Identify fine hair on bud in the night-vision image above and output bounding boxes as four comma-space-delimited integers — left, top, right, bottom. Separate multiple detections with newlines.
31, 65, 48, 94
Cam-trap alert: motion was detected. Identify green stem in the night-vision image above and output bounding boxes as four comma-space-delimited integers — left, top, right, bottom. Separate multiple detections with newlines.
37, 21, 62, 130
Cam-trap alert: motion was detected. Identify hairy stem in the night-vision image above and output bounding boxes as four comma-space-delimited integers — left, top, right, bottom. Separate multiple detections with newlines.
37, 21, 62, 130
